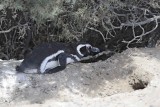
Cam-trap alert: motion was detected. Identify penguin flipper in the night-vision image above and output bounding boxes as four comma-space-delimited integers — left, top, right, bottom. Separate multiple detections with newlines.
45, 53, 68, 74
58, 53, 68, 67
15, 65, 24, 73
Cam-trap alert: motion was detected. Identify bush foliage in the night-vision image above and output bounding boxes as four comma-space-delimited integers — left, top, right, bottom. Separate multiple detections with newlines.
0, 0, 160, 60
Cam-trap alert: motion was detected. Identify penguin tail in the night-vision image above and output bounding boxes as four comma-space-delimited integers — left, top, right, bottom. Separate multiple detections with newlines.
15, 65, 24, 73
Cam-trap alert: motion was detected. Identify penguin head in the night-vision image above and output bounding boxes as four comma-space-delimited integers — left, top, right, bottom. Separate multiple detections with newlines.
77, 44, 100, 57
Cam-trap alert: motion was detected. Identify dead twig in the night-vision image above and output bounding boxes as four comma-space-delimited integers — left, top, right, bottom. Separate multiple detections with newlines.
0, 24, 28, 34
87, 27, 106, 43
81, 50, 113, 61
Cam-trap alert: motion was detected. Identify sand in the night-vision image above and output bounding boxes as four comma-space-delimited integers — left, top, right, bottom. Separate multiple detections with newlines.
0, 46, 160, 107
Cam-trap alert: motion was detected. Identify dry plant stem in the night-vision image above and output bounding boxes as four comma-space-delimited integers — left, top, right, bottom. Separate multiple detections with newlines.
101, 4, 160, 48
87, 27, 106, 43
81, 50, 112, 61
0, 24, 28, 34
122, 16, 159, 48
0, 52, 9, 60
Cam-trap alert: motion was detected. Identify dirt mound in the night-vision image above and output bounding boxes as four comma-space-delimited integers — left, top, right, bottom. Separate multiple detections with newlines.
0, 47, 160, 107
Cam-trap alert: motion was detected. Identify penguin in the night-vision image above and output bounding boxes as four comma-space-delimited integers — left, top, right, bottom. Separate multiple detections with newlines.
16, 42, 100, 74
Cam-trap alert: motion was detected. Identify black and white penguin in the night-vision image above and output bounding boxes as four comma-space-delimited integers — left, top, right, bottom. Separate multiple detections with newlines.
16, 42, 100, 74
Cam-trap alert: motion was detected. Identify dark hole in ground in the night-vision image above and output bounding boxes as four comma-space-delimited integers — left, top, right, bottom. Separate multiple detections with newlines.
130, 79, 149, 90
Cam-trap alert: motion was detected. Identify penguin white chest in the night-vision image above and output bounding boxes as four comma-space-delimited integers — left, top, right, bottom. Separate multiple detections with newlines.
66, 57, 75, 64
45, 61, 60, 70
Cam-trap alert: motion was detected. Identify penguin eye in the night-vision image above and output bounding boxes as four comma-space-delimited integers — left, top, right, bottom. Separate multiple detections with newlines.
89, 47, 92, 51
87, 46, 91, 50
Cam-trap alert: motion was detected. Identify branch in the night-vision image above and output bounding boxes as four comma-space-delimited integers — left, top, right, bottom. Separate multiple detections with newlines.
87, 27, 106, 43
0, 52, 9, 60
80, 50, 114, 61
0, 24, 28, 34
122, 16, 159, 48
120, 15, 160, 27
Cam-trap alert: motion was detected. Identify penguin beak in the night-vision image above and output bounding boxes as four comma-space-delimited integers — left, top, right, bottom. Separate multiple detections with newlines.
90, 47, 100, 53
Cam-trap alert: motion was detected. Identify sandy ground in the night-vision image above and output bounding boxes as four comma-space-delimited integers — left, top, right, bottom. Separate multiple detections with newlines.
0, 46, 160, 107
